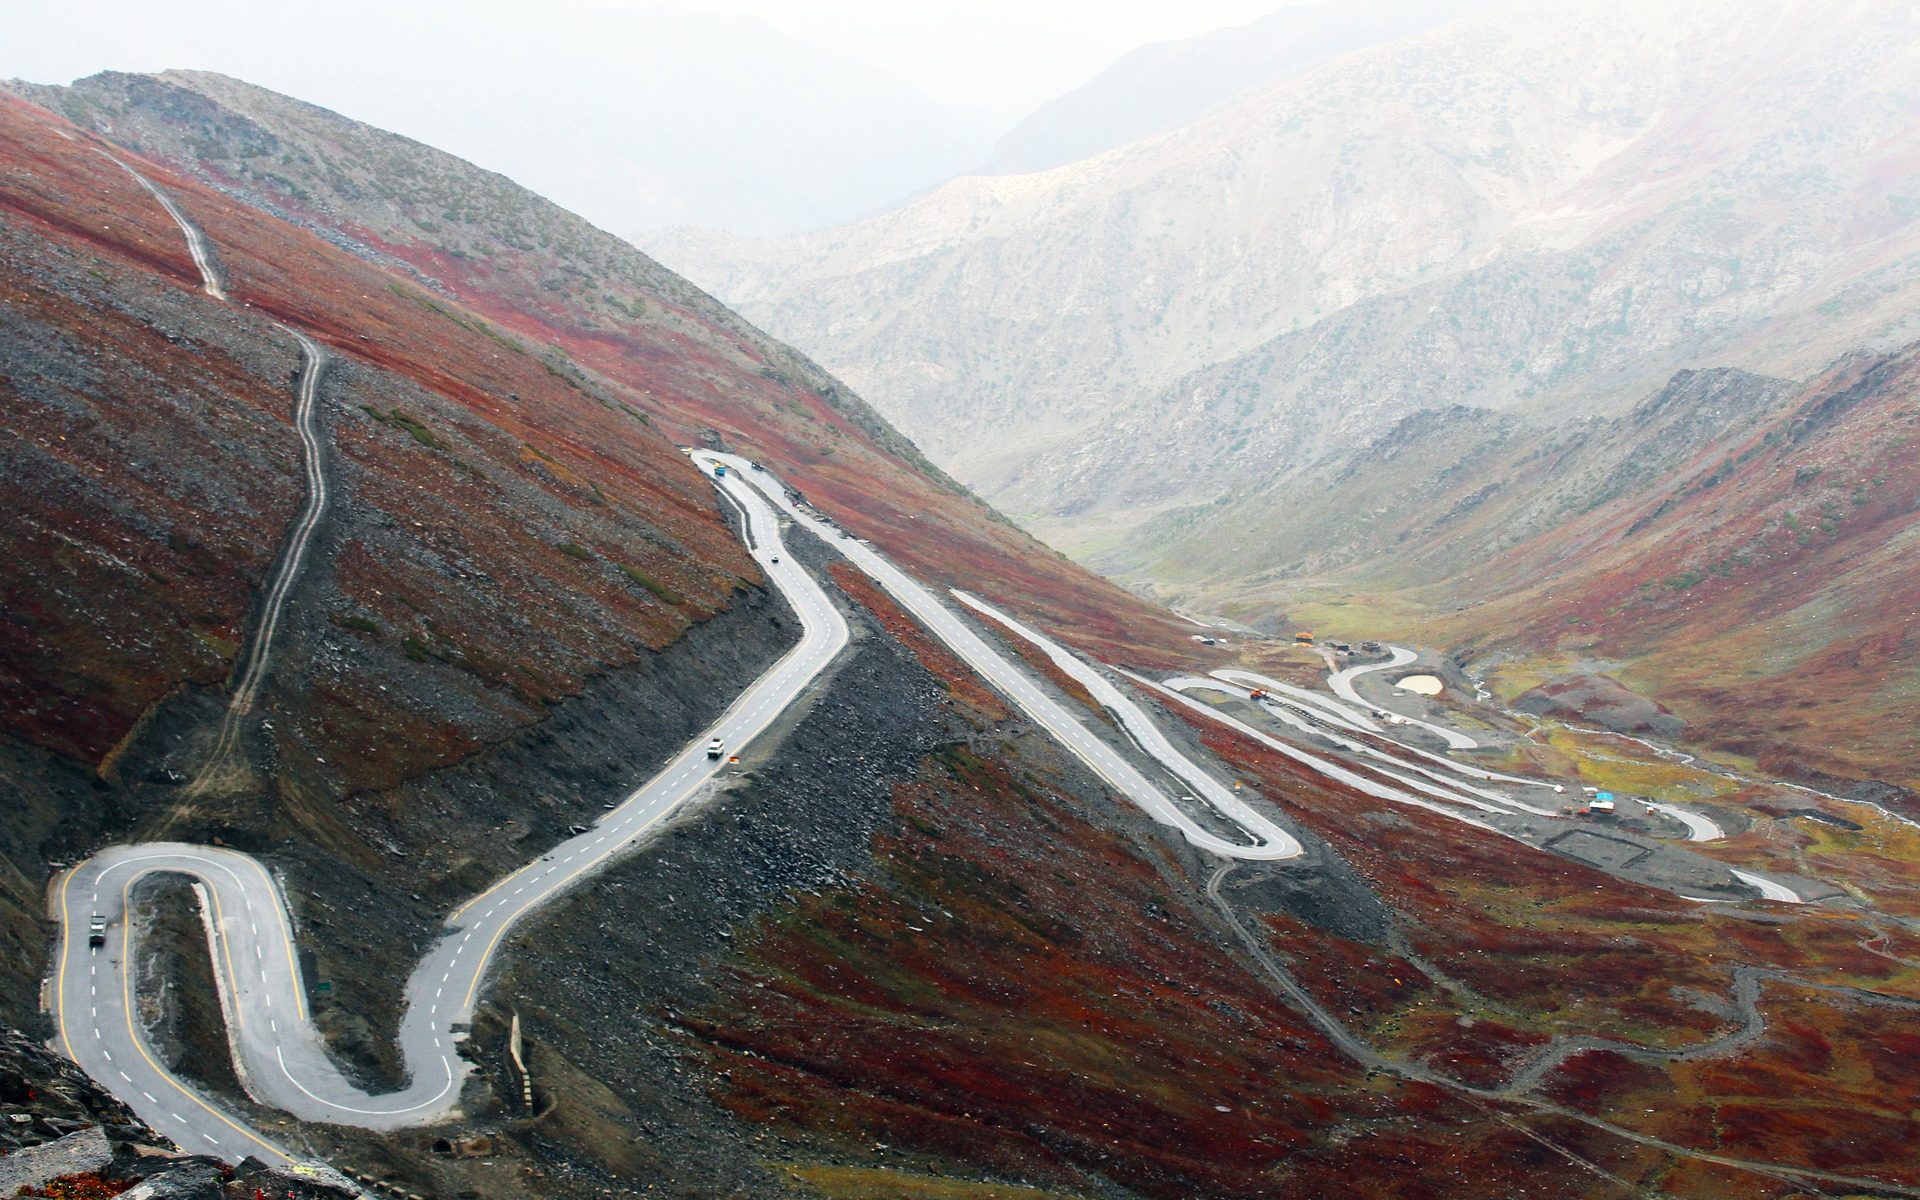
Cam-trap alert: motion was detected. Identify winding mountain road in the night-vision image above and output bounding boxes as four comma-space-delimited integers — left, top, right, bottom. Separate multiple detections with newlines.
1129, 671, 1507, 837
698, 454, 1302, 862
1326, 647, 1478, 750
43, 138, 1830, 1190
55, 449, 1313, 1159
52, 462, 846, 1156
1158, 668, 1806, 900
951, 592, 1302, 860
94, 148, 229, 301
1644, 800, 1725, 843
1213, 668, 1382, 734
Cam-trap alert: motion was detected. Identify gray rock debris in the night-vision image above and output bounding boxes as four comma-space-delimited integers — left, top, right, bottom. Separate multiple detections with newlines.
0, 1123, 111, 1194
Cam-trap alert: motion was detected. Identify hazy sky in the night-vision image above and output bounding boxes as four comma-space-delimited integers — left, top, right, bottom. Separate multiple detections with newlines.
686, 0, 1287, 110
0, 0, 1293, 235
5, 0, 1284, 117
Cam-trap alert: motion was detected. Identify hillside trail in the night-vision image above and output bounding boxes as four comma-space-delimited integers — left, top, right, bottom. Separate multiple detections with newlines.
1205, 861, 1920, 1197
92, 145, 335, 819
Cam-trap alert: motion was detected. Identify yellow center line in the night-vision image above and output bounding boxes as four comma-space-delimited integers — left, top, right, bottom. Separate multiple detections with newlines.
445, 856, 534, 926
244, 856, 308, 1023
458, 801, 682, 1012
54, 867, 77, 1062
117, 868, 291, 1163
201, 874, 248, 1041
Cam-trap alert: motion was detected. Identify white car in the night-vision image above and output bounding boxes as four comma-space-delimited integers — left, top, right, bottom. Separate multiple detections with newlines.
706, 738, 724, 759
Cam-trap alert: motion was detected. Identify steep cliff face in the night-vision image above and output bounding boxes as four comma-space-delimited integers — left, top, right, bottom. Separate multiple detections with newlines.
652, 0, 1920, 557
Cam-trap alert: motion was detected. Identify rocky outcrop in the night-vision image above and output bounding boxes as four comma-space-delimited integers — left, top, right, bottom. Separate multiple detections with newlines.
1512, 673, 1685, 738
0, 1026, 357, 1200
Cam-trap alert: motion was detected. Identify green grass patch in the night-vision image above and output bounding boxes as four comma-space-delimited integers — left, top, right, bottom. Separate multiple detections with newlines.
189, 628, 239, 660
555, 541, 594, 562
387, 282, 475, 332
360, 405, 443, 449
615, 562, 682, 604
330, 612, 383, 637
386, 282, 525, 354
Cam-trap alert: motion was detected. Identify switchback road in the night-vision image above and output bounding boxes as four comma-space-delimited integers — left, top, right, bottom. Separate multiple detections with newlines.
1326, 646, 1478, 750
698, 454, 1302, 862
52, 460, 846, 1154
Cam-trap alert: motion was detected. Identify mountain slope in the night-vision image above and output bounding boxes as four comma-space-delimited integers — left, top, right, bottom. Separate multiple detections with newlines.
1121, 366, 1797, 592
19, 69, 1190, 666
652, 0, 1920, 558
7, 71, 1920, 1200
1184, 347, 1920, 798
1441, 348, 1920, 797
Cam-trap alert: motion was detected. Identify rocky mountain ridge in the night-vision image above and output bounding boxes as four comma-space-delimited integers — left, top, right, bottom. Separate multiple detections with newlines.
651, 0, 1920, 560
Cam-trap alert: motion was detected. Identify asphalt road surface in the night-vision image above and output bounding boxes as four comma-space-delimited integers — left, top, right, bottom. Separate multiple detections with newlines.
52, 458, 847, 1155
1325, 647, 1478, 750
46, 447, 1795, 1163
700, 454, 1301, 862
952, 592, 1302, 860
1148, 670, 1802, 901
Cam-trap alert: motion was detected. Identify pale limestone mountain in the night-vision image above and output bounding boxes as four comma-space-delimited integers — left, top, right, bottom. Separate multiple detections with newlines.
648, 0, 1920, 582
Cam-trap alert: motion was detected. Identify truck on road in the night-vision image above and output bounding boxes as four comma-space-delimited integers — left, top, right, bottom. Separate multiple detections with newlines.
706, 738, 725, 759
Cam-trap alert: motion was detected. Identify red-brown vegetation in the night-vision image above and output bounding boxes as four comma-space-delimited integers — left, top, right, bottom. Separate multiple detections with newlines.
0, 95, 754, 787
1442, 347, 1920, 796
